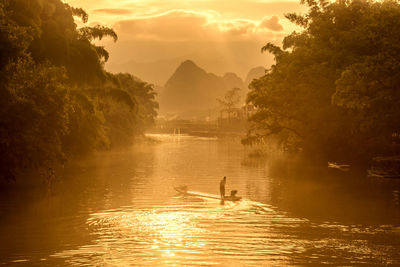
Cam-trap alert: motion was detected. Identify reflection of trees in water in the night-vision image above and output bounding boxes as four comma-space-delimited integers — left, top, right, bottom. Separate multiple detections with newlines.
264, 158, 400, 225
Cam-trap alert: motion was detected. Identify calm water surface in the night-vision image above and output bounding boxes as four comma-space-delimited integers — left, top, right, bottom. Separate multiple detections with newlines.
1, 134, 400, 266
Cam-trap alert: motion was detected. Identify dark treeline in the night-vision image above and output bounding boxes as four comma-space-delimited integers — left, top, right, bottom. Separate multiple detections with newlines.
0, 0, 158, 182
245, 0, 400, 164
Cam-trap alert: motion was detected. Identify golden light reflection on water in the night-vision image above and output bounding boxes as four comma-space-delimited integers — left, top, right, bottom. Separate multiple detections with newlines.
51, 194, 394, 266
43, 135, 400, 266
50, 195, 322, 266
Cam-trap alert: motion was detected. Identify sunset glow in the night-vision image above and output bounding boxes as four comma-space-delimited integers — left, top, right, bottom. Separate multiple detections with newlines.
64, 0, 305, 83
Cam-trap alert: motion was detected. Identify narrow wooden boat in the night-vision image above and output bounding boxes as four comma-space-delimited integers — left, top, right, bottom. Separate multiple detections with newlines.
174, 186, 242, 201
367, 169, 400, 179
368, 156, 400, 179
328, 162, 350, 171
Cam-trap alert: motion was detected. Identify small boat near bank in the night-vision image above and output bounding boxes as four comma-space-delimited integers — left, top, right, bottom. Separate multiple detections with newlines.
174, 186, 242, 201
328, 162, 350, 171
367, 156, 400, 179
367, 170, 400, 179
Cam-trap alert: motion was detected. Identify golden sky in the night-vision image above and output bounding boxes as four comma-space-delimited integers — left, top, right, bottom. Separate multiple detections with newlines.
65, 0, 306, 84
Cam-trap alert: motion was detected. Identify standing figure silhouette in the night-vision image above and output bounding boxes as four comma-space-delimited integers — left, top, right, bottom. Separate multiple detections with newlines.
220, 176, 226, 199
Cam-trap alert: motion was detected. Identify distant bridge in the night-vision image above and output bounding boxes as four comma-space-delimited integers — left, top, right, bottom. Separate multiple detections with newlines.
151, 119, 246, 137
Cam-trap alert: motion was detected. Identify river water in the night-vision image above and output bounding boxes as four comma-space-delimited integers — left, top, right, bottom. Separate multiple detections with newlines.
1, 134, 400, 266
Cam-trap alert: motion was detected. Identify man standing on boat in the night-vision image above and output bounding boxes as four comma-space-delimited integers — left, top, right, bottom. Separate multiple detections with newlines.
220, 176, 226, 199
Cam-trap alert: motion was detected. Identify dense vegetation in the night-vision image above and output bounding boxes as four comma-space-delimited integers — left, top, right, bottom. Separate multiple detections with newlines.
0, 0, 158, 182
245, 0, 400, 163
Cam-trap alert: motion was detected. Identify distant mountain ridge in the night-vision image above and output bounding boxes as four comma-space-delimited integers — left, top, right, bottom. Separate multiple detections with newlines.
245, 66, 266, 87
160, 60, 245, 116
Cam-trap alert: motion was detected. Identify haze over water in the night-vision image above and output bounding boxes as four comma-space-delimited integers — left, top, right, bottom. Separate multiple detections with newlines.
1, 134, 399, 266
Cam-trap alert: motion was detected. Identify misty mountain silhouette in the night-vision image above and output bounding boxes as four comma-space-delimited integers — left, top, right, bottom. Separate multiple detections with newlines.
245, 66, 266, 87
160, 60, 245, 115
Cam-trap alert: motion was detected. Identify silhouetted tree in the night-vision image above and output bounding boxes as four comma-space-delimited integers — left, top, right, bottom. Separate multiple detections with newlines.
217, 87, 241, 124
245, 0, 400, 161
0, 0, 158, 182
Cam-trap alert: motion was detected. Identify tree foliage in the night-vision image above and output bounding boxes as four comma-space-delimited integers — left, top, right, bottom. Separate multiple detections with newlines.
245, 0, 400, 161
0, 0, 158, 182
217, 87, 241, 111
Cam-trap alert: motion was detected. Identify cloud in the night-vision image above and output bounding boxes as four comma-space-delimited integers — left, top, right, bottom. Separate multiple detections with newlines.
113, 10, 285, 42
63, 0, 300, 81
93, 8, 133, 15
114, 10, 213, 41
259, 16, 283, 31
66, 0, 305, 29
118, 0, 305, 19
217, 19, 255, 36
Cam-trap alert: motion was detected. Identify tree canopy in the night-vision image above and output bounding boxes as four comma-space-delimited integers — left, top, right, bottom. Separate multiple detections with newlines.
245, 0, 400, 162
0, 0, 158, 182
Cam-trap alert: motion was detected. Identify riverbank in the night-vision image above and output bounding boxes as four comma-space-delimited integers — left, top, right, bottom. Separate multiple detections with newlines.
0, 135, 160, 189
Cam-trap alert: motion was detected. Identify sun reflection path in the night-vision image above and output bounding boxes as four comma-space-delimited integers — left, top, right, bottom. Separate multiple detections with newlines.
50, 196, 397, 266
51, 198, 304, 266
